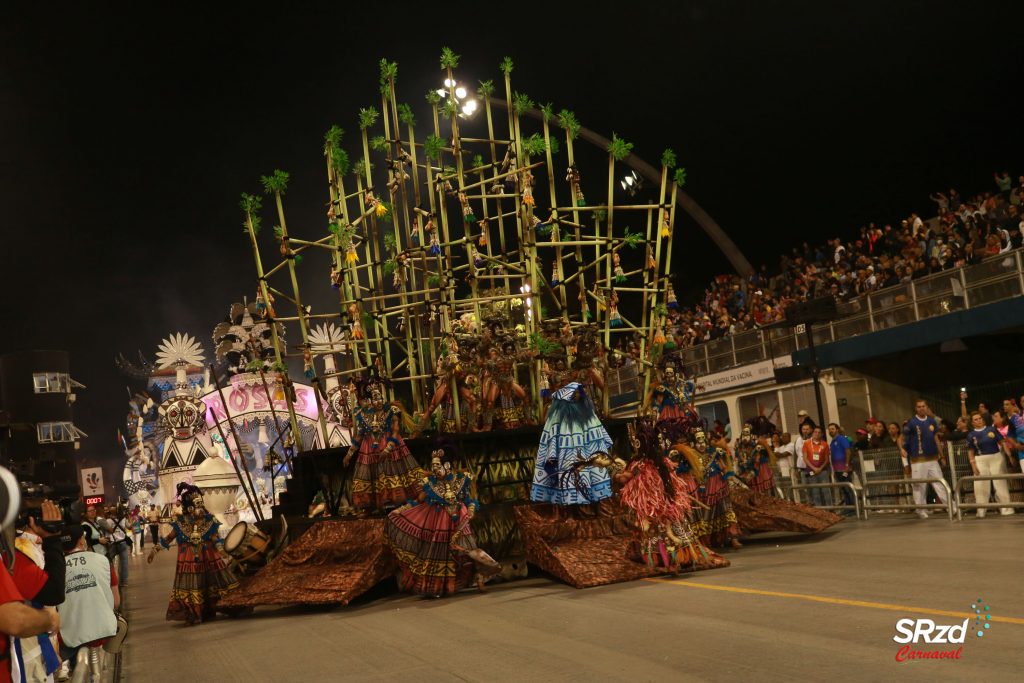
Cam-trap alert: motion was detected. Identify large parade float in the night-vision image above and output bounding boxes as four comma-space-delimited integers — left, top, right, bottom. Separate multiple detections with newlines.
119, 49, 838, 609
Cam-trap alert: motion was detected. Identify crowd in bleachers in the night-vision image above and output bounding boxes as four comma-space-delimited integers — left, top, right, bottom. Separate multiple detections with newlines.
668, 172, 1024, 347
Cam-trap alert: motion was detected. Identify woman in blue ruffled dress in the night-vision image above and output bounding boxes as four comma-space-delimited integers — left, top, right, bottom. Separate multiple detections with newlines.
530, 382, 614, 505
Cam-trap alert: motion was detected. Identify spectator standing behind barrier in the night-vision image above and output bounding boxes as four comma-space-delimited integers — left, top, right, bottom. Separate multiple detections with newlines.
793, 423, 813, 502
802, 427, 833, 507
1002, 399, 1024, 473
966, 412, 1014, 518
100, 508, 129, 589
901, 399, 949, 519
773, 433, 795, 483
80, 507, 107, 556
827, 423, 856, 511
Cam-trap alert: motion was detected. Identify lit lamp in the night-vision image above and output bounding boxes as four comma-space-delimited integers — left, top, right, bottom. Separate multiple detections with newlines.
620, 170, 642, 197
192, 456, 241, 526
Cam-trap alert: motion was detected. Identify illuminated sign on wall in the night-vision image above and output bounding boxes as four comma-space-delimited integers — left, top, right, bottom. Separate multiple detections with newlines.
202, 381, 324, 426
84, 495, 105, 506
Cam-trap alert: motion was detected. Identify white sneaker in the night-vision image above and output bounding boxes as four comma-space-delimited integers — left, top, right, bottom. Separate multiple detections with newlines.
916, 510, 930, 519
999, 508, 1015, 516
57, 660, 70, 682
976, 510, 987, 519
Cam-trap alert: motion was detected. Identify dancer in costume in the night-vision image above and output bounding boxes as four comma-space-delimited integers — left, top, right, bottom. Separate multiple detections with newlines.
692, 429, 742, 549
735, 424, 776, 494
421, 336, 480, 432
531, 382, 613, 505
481, 336, 535, 430
147, 483, 240, 625
344, 373, 423, 512
384, 447, 501, 597
645, 361, 697, 422
617, 420, 710, 571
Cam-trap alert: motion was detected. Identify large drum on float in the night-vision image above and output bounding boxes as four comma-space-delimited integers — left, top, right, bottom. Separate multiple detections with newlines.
224, 521, 271, 573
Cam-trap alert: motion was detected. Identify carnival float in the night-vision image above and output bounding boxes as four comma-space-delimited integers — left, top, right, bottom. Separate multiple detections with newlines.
119, 49, 838, 610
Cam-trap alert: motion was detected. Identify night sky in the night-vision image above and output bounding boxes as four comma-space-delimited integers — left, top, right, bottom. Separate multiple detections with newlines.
2, 2, 1021, 471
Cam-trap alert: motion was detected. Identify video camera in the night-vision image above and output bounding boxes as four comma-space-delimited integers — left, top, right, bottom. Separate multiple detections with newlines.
15, 481, 84, 534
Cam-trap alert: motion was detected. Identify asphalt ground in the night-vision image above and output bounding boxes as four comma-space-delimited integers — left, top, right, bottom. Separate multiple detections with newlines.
120, 514, 1022, 682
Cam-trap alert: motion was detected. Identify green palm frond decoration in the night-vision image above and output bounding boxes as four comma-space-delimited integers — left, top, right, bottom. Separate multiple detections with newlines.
557, 110, 581, 140
499, 56, 514, 75
623, 228, 643, 249
471, 154, 485, 169
594, 208, 608, 221
425, 89, 442, 106
397, 103, 416, 126
528, 333, 562, 355
424, 134, 444, 161
273, 225, 284, 239
362, 312, 375, 331
548, 137, 561, 155
260, 169, 290, 195
331, 147, 350, 175
512, 91, 534, 116
271, 360, 288, 374
522, 133, 547, 157
674, 168, 687, 186
358, 106, 379, 130
661, 148, 677, 169
441, 99, 457, 120
370, 135, 388, 152
352, 159, 374, 177
379, 59, 398, 85
239, 192, 263, 234
477, 79, 495, 98
654, 303, 668, 317
383, 258, 397, 275
324, 125, 344, 150
427, 274, 441, 288
383, 233, 397, 253
607, 134, 633, 161
442, 165, 456, 176
440, 47, 460, 69
539, 102, 554, 122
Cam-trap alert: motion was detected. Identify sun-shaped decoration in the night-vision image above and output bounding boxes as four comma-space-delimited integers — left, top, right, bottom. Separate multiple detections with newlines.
156, 332, 206, 369
308, 323, 347, 353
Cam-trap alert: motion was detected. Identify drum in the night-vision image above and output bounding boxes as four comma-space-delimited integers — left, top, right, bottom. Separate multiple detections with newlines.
224, 521, 271, 573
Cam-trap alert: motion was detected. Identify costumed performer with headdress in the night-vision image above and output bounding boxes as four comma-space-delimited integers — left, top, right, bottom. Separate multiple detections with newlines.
735, 423, 777, 494
344, 371, 423, 512
147, 483, 241, 624
692, 428, 743, 549
616, 419, 714, 571
530, 381, 613, 505
384, 445, 501, 597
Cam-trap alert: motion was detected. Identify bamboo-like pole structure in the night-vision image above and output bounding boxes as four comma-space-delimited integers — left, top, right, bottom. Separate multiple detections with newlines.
242, 205, 303, 449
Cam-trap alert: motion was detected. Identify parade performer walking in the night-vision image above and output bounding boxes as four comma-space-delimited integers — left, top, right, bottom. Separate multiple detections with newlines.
384, 447, 501, 597
344, 372, 423, 512
693, 429, 742, 549
531, 382, 614, 505
617, 420, 713, 571
147, 483, 240, 625
645, 361, 697, 422
735, 424, 776, 494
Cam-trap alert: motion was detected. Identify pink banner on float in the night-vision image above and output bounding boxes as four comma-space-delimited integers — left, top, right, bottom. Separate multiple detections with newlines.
203, 382, 324, 426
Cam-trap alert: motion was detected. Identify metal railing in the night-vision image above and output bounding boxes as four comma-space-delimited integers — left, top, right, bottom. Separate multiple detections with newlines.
954, 474, 1024, 519
789, 481, 862, 519
859, 477, 955, 520
683, 249, 1024, 376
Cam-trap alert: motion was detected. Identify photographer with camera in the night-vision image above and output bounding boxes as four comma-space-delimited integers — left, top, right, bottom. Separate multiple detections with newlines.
0, 470, 63, 683
100, 506, 130, 589
80, 507, 107, 556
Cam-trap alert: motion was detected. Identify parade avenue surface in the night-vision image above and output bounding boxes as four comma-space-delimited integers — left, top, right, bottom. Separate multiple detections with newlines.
122, 516, 1020, 682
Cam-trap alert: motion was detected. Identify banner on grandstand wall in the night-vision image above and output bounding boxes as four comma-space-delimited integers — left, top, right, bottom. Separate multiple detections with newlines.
697, 357, 792, 393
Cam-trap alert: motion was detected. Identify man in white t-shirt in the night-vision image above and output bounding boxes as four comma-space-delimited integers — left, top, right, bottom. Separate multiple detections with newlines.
774, 432, 796, 482
793, 422, 813, 503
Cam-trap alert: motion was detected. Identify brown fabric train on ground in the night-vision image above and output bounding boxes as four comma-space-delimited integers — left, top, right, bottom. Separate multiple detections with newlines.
219, 519, 397, 607
730, 489, 843, 535
515, 502, 729, 589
